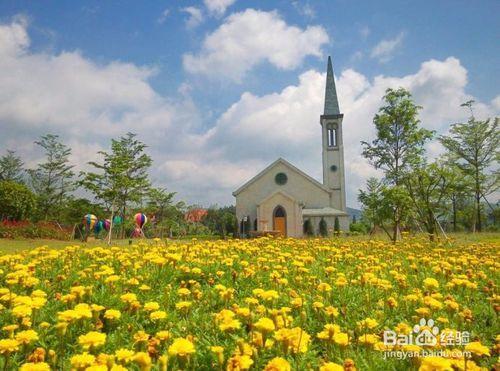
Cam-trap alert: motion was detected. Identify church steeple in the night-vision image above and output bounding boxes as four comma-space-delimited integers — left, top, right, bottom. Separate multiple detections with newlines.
320, 55, 346, 212
323, 56, 340, 115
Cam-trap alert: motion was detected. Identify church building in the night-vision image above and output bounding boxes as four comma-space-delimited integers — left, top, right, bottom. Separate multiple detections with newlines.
233, 56, 350, 237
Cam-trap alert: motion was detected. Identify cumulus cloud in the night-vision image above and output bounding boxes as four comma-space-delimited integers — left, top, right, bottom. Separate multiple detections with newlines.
1, 17, 498, 207
182, 9, 329, 82
181, 6, 204, 29
203, 0, 236, 16
370, 32, 405, 63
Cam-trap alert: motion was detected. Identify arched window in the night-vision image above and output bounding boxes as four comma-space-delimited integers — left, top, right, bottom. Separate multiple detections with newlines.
274, 206, 286, 217
327, 126, 337, 147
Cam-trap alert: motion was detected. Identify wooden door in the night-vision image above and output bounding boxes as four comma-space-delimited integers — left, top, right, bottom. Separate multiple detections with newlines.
273, 206, 287, 236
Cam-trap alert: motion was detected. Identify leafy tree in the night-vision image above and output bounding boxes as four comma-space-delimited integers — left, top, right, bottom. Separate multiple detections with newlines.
28, 134, 75, 220
59, 197, 106, 225
0, 150, 24, 183
0, 181, 36, 220
203, 206, 237, 238
146, 188, 177, 222
439, 101, 499, 232
405, 162, 457, 240
80, 133, 152, 228
361, 88, 433, 241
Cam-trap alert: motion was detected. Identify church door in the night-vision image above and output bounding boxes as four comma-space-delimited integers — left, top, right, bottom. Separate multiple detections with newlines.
273, 206, 287, 237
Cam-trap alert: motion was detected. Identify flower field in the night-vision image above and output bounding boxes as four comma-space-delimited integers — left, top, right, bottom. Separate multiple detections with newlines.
0, 237, 498, 370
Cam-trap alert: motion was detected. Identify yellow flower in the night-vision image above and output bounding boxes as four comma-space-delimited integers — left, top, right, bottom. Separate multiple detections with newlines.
317, 324, 341, 342
264, 357, 291, 371
104, 309, 121, 320
133, 352, 152, 368
70, 352, 95, 369
227, 355, 253, 370
423, 278, 440, 290
19, 362, 51, 371
156, 331, 170, 341
333, 332, 349, 346
419, 356, 452, 371
320, 362, 344, 371
175, 301, 192, 311
143, 301, 160, 311
254, 317, 275, 333
168, 337, 196, 357
357, 318, 379, 330
115, 348, 135, 364
150, 310, 167, 321
358, 333, 379, 345
78, 331, 106, 350
464, 341, 490, 356
15, 330, 39, 345
0, 338, 19, 354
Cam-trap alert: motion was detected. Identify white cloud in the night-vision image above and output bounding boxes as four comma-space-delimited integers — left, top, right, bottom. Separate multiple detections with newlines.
181, 6, 204, 29
0, 18, 498, 208
370, 31, 405, 63
292, 1, 315, 19
157, 8, 170, 24
359, 26, 370, 39
203, 0, 235, 17
183, 9, 329, 82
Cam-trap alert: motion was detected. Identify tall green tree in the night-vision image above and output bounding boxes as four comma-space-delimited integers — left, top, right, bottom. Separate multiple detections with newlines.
439, 101, 499, 232
28, 134, 75, 220
146, 187, 177, 222
203, 206, 237, 238
361, 88, 433, 241
405, 162, 457, 240
0, 150, 25, 183
80, 132, 152, 224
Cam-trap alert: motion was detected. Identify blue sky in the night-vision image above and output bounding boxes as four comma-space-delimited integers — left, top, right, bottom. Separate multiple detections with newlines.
0, 0, 498, 207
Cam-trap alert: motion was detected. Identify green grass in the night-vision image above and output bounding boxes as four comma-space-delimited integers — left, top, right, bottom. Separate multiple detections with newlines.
0, 232, 498, 254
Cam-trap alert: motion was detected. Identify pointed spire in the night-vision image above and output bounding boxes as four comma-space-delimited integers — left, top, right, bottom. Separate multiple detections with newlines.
324, 56, 340, 115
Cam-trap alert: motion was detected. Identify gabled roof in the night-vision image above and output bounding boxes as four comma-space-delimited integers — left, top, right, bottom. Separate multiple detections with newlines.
257, 189, 297, 206
232, 157, 330, 196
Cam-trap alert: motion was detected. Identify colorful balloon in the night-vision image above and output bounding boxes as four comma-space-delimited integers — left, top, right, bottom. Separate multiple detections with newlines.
103, 219, 111, 231
113, 216, 122, 225
134, 213, 147, 228
94, 220, 104, 234
83, 214, 97, 230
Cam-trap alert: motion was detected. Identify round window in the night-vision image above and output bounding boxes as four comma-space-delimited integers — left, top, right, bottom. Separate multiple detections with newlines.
330, 165, 338, 172
275, 172, 288, 185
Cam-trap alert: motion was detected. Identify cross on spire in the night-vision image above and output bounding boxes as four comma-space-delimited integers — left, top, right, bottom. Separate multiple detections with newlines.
324, 56, 340, 115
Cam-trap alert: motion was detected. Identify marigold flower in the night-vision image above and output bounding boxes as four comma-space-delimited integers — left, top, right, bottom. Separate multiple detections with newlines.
78, 331, 106, 350
464, 341, 490, 356
319, 362, 344, 371
19, 362, 51, 371
104, 309, 121, 320
0, 338, 20, 354
264, 357, 291, 371
168, 337, 195, 357
254, 317, 275, 333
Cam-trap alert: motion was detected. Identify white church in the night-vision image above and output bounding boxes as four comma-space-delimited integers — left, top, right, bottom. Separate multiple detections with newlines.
233, 56, 350, 237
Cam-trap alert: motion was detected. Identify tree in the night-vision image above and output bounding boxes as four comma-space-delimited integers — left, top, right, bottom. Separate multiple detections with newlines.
80, 133, 152, 228
439, 101, 499, 232
0, 181, 36, 220
333, 217, 340, 234
203, 206, 237, 238
405, 162, 457, 240
361, 88, 433, 241
0, 150, 24, 183
28, 134, 74, 220
147, 188, 177, 222
319, 218, 328, 236
303, 219, 314, 236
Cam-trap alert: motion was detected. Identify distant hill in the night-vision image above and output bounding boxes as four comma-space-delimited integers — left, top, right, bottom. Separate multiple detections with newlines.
346, 207, 362, 222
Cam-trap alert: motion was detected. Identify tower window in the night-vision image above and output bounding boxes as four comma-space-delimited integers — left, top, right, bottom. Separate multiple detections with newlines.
327, 127, 337, 147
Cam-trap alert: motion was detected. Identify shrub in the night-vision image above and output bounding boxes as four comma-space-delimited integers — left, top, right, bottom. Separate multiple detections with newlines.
0, 181, 36, 220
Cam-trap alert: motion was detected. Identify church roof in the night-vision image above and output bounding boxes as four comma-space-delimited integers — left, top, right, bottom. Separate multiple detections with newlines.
232, 157, 330, 196
303, 207, 348, 217
324, 56, 340, 115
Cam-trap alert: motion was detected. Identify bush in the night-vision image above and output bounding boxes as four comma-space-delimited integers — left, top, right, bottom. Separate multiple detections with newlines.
0, 181, 36, 220
303, 219, 314, 236
0, 220, 72, 240
319, 218, 328, 237
350, 221, 369, 234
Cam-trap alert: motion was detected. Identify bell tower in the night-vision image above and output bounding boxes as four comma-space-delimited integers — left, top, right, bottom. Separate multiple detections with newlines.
320, 56, 346, 211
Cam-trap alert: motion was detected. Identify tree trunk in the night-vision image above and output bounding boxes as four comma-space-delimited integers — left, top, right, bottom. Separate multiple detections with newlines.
452, 195, 457, 232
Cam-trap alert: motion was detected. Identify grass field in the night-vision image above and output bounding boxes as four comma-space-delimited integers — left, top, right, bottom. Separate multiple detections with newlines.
0, 234, 498, 370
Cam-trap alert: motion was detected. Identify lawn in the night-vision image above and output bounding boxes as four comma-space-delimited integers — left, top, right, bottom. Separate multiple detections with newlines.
0, 234, 498, 370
